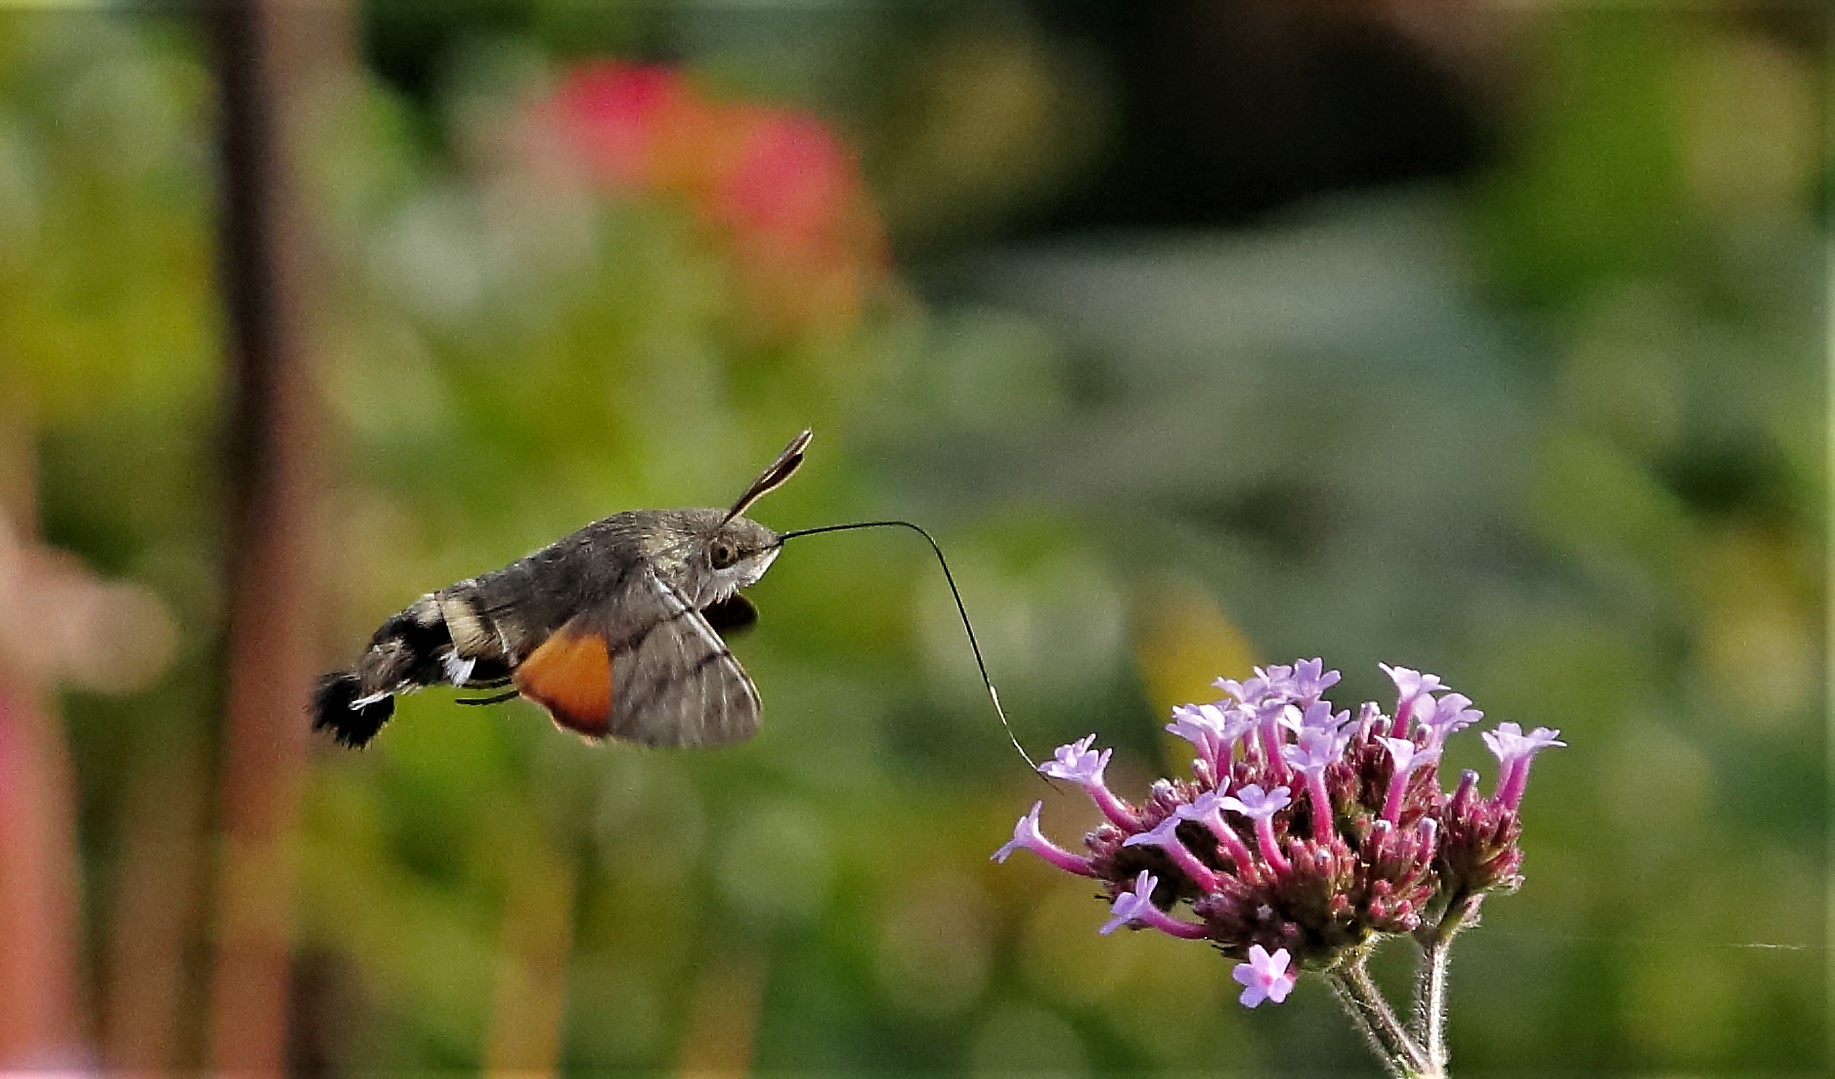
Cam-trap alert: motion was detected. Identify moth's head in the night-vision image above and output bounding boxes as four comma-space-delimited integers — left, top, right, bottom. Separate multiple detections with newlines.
661, 511, 782, 606
656, 428, 808, 606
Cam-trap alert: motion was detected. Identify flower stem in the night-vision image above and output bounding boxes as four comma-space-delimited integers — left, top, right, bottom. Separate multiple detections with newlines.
1328, 949, 1436, 1078
1413, 891, 1483, 1075
1417, 939, 1451, 1074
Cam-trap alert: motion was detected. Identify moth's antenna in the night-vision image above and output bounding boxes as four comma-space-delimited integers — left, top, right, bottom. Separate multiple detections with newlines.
727, 429, 812, 523
777, 520, 1044, 774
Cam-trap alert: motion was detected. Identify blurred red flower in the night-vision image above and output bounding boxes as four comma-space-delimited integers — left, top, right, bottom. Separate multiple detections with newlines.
533, 61, 888, 341
545, 63, 676, 186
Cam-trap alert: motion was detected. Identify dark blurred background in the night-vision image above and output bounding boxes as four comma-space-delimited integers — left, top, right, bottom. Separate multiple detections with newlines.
0, 2, 1825, 1074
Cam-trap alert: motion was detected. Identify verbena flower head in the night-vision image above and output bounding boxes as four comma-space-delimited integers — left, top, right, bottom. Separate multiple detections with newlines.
997, 659, 1564, 1008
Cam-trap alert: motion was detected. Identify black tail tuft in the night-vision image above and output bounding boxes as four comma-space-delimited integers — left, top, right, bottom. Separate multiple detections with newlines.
311, 671, 394, 749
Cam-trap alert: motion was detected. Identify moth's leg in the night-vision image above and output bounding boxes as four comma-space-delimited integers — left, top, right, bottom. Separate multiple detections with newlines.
455, 689, 521, 706
462, 656, 515, 689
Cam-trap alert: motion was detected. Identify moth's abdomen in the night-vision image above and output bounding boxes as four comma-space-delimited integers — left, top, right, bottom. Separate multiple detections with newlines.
357, 595, 456, 689
435, 585, 513, 665
313, 592, 499, 749
312, 539, 611, 748
312, 671, 394, 748
442, 541, 618, 664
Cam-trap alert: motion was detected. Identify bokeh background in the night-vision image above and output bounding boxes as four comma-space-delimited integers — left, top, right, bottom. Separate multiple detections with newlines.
0, 2, 1826, 1074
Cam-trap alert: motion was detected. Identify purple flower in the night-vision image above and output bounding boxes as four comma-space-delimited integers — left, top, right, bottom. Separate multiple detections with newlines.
1041, 733, 1110, 785
1223, 706, 1260, 740
1419, 692, 1483, 747
1167, 702, 1226, 743
1282, 728, 1346, 842
1220, 783, 1294, 874
1281, 727, 1347, 775
1175, 789, 1257, 869
1482, 722, 1566, 810
993, 801, 1096, 876
1288, 658, 1341, 703
1099, 871, 1208, 939
1098, 871, 1155, 935
1232, 944, 1297, 1007
1281, 699, 1350, 735
1213, 670, 1277, 707
1167, 702, 1250, 771
1380, 663, 1448, 725
1245, 697, 1295, 780
1379, 736, 1442, 823
1219, 783, 1291, 822
1123, 815, 1221, 891
1379, 736, 1439, 775
1040, 734, 1138, 828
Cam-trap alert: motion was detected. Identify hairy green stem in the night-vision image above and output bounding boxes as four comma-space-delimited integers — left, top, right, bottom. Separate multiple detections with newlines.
1413, 892, 1484, 1074
1328, 949, 1436, 1079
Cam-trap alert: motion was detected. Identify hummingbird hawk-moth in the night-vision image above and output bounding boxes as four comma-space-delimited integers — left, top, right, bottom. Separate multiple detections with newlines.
312, 429, 1036, 765
312, 430, 813, 749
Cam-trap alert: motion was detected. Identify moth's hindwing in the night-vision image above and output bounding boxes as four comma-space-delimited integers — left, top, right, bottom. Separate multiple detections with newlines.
513, 626, 614, 735
701, 593, 758, 635
512, 570, 761, 747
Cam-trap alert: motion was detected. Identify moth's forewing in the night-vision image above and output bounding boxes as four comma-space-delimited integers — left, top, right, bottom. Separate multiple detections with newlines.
512, 570, 761, 747
610, 573, 761, 746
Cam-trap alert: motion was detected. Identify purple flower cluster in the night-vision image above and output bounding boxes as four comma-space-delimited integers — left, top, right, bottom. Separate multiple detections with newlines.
995, 660, 1562, 1007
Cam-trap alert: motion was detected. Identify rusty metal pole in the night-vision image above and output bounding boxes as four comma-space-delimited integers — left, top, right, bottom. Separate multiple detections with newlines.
206, 0, 341, 1069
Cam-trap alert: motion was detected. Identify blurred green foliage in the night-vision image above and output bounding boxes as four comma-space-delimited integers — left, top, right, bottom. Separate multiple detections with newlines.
2, 4, 1824, 1074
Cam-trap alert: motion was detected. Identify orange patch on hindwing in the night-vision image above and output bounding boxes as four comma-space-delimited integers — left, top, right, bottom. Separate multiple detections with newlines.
513, 628, 614, 736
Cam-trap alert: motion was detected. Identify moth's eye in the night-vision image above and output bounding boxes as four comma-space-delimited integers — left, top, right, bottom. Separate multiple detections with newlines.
710, 540, 739, 570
